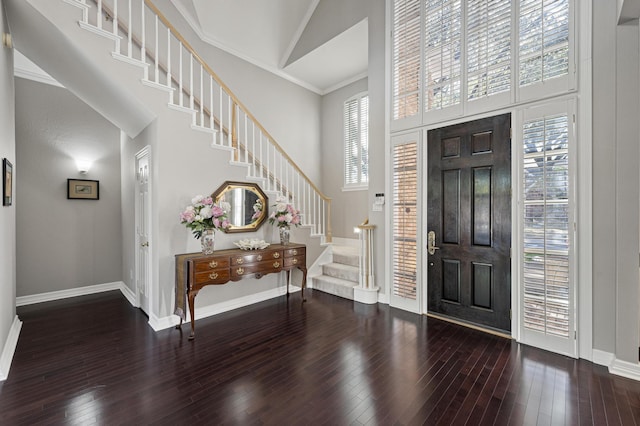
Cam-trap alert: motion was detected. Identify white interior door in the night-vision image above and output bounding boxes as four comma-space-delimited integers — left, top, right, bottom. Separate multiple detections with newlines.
135, 147, 151, 315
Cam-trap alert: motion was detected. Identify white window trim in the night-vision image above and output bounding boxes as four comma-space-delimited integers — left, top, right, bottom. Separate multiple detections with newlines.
342, 185, 368, 192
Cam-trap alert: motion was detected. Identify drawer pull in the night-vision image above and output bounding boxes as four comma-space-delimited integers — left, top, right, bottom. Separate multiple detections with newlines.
292, 258, 298, 265
273, 261, 280, 268
236, 267, 245, 275
257, 255, 263, 261
273, 252, 280, 259
209, 272, 219, 280
236, 258, 244, 264
292, 249, 298, 255
208, 260, 218, 269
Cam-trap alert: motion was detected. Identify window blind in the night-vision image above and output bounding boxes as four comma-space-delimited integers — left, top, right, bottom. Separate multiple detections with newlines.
519, 0, 570, 87
344, 94, 369, 187
467, 0, 511, 100
522, 114, 570, 337
391, 0, 571, 125
392, 142, 418, 300
392, 0, 421, 120
424, 0, 461, 112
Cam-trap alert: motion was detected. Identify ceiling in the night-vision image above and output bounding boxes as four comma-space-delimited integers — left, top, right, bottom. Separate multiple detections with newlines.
171, 0, 369, 95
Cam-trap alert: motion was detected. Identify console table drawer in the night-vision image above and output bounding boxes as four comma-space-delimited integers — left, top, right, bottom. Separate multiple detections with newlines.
194, 269, 231, 285
193, 258, 230, 272
231, 259, 283, 278
285, 247, 305, 257
231, 251, 283, 265
284, 255, 305, 267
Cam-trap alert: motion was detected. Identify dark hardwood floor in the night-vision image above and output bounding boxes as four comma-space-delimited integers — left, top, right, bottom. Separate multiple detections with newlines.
1, 290, 640, 425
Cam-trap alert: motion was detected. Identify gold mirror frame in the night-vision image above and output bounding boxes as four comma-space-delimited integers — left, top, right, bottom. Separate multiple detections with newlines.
212, 181, 268, 233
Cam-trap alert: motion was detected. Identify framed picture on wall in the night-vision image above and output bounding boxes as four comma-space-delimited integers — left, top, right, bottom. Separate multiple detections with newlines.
3, 158, 12, 206
67, 178, 99, 200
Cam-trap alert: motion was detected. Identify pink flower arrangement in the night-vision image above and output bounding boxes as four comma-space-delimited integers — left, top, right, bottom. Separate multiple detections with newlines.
268, 196, 301, 228
180, 194, 231, 238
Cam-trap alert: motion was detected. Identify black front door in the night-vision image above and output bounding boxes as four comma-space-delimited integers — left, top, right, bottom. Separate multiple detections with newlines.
427, 113, 511, 332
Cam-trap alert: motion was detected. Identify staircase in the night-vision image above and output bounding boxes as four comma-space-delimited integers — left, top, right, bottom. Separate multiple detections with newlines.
312, 245, 360, 300
19, 0, 332, 243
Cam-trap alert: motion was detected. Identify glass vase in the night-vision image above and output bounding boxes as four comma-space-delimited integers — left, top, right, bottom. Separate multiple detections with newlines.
201, 229, 215, 255
279, 226, 290, 245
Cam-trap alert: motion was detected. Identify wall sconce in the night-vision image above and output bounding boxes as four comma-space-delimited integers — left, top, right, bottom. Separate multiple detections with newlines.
76, 159, 92, 174
2, 33, 12, 49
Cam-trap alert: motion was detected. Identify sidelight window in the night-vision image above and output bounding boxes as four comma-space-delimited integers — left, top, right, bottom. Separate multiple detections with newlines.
520, 100, 575, 357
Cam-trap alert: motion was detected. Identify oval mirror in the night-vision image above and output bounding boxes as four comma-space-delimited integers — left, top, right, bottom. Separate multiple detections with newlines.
212, 181, 268, 233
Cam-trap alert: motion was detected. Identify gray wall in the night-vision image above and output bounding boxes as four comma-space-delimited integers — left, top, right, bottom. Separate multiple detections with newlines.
14, 78, 123, 296
367, 0, 386, 296
321, 77, 368, 238
592, 0, 640, 362
592, 0, 618, 356
0, 0, 17, 372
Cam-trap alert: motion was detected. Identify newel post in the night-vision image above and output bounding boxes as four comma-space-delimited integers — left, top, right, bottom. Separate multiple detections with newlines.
354, 219, 379, 304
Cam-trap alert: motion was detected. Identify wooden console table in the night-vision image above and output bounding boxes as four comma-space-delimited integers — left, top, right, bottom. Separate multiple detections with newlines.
175, 243, 307, 340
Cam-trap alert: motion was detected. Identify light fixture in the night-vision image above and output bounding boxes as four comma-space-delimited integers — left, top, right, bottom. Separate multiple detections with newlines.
76, 159, 92, 174
2, 33, 12, 49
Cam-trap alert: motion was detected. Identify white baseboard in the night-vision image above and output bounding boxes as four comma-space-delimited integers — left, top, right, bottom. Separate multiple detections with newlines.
592, 349, 640, 381
592, 349, 615, 367
119, 283, 138, 307
16, 281, 125, 306
150, 285, 300, 331
0, 316, 23, 381
611, 358, 640, 381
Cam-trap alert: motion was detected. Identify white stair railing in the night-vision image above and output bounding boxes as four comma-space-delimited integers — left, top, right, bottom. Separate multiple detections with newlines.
67, 0, 332, 241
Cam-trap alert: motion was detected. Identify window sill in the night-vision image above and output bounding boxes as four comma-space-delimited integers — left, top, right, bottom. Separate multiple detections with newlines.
342, 185, 368, 192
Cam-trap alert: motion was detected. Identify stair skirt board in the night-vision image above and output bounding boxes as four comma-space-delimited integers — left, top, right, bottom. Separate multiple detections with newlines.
311, 275, 358, 301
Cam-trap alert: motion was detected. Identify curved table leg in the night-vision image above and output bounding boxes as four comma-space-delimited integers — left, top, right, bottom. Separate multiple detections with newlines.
188, 290, 198, 340
286, 270, 291, 297
299, 266, 307, 303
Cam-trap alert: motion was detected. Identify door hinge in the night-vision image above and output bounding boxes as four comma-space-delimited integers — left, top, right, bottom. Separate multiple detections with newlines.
509, 248, 512, 258
574, 331, 577, 340
509, 309, 512, 320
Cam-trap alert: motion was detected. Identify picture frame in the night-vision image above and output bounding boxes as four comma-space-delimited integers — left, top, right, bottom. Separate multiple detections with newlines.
67, 178, 99, 200
3, 158, 12, 206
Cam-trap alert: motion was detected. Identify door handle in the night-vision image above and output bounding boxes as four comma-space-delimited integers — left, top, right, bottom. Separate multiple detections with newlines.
427, 231, 440, 255
141, 242, 149, 247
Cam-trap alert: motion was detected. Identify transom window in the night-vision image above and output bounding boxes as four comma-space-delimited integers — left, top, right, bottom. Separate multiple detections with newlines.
392, 0, 573, 127
344, 93, 369, 188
